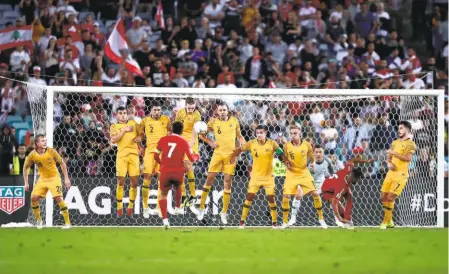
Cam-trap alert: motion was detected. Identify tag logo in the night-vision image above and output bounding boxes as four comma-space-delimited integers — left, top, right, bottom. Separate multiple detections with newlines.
0, 186, 25, 214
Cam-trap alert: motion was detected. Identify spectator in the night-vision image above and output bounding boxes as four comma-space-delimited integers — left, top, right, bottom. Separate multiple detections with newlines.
320, 119, 338, 150
10, 46, 31, 72
9, 144, 28, 176
28, 66, 47, 86
126, 17, 146, 52
354, 2, 377, 39
204, 0, 224, 30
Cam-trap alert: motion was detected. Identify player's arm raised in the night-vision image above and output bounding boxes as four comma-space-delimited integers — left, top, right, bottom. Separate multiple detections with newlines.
23, 153, 34, 191
230, 141, 251, 164
52, 148, 71, 189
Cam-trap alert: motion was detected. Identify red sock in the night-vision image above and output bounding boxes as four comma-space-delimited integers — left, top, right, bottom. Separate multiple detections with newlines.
159, 199, 168, 219
175, 185, 182, 208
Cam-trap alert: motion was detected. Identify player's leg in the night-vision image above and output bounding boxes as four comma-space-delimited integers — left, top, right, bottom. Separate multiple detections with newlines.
116, 157, 127, 216
220, 173, 233, 224
127, 176, 139, 216
309, 190, 327, 228
380, 173, 394, 229
240, 189, 257, 229
198, 154, 222, 220
30, 195, 43, 228
142, 173, 152, 218
54, 195, 71, 228
220, 155, 236, 224
262, 178, 278, 228
284, 177, 304, 226
158, 182, 170, 229
281, 194, 292, 227
142, 151, 154, 217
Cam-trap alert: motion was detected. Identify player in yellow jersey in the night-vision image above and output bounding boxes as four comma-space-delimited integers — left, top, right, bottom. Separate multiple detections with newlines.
280, 124, 328, 229
197, 101, 245, 224
174, 97, 203, 207
231, 125, 283, 229
138, 102, 171, 218
380, 121, 416, 229
23, 134, 71, 229
110, 106, 140, 217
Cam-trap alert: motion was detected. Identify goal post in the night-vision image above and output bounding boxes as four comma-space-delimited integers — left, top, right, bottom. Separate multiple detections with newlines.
28, 84, 446, 228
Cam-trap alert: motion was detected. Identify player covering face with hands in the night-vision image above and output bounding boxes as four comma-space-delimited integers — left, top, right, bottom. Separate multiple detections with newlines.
23, 135, 72, 229
154, 121, 199, 229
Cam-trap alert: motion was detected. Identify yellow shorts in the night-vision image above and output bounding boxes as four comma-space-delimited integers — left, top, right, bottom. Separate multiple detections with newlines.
208, 153, 236, 175
31, 177, 63, 198
381, 171, 408, 196
283, 173, 316, 195
144, 150, 159, 174
248, 176, 275, 196
184, 140, 199, 161
117, 154, 140, 177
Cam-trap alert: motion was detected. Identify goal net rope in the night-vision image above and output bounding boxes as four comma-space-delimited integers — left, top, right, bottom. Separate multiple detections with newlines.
20, 83, 445, 227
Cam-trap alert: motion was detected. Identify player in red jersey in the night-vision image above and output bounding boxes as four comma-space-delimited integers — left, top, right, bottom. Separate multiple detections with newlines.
321, 164, 363, 229
154, 121, 199, 229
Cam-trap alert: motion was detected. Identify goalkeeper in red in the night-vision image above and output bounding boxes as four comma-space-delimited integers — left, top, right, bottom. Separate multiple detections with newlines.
154, 121, 199, 229
321, 164, 363, 229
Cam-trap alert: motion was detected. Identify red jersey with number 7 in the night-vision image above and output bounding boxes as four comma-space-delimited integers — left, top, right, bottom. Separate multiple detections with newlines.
155, 134, 199, 172
321, 163, 354, 200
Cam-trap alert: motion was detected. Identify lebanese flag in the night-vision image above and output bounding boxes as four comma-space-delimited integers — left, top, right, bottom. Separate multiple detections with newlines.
56, 29, 83, 59
105, 19, 143, 76
0, 25, 33, 51
156, 2, 165, 30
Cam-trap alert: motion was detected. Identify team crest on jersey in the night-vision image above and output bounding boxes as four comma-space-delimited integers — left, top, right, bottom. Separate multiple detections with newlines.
0, 186, 25, 214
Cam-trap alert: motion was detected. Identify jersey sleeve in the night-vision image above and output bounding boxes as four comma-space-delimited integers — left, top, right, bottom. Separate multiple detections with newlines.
335, 184, 348, 201
110, 124, 117, 137
272, 140, 280, 151
241, 140, 252, 152
283, 143, 289, 157
49, 148, 63, 164
325, 157, 335, 175
234, 118, 242, 138
307, 142, 314, 162
406, 141, 417, 155
24, 152, 34, 167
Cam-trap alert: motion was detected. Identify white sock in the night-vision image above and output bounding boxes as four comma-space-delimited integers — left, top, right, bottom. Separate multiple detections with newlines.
291, 199, 301, 215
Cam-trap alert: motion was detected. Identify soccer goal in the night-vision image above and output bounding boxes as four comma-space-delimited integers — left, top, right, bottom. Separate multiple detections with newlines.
24, 84, 445, 228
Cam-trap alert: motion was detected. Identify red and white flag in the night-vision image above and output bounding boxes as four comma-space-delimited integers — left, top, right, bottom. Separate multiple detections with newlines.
105, 19, 143, 76
0, 25, 33, 51
156, 2, 165, 30
269, 80, 276, 88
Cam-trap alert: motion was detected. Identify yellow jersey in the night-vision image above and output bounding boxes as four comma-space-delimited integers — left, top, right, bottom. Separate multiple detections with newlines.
207, 116, 242, 155
140, 115, 171, 150
284, 140, 314, 175
242, 139, 279, 178
390, 138, 416, 175
110, 120, 139, 158
175, 108, 201, 141
25, 148, 63, 179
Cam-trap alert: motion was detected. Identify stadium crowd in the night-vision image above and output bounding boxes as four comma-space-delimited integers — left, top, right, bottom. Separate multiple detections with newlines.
0, 0, 446, 179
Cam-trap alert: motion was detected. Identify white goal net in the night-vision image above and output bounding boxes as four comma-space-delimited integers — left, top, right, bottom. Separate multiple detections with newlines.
24, 84, 445, 227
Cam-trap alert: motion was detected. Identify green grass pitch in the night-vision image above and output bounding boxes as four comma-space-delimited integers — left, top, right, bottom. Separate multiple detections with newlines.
1, 228, 447, 274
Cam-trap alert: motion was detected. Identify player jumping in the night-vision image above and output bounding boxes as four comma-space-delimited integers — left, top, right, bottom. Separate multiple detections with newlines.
197, 101, 245, 224
380, 121, 416, 229
110, 106, 140, 217
154, 121, 199, 229
230, 125, 282, 229
23, 134, 72, 229
174, 97, 203, 207
280, 124, 327, 229
139, 102, 171, 218
321, 164, 363, 229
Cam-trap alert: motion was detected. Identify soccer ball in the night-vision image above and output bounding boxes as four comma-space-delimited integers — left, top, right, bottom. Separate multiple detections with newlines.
194, 121, 208, 134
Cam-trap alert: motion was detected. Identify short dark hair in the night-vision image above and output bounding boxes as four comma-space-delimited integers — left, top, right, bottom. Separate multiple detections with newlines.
35, 134, 45, 145
216, 101, 229, 109
314, 144, 323, 150
351, 167, 363, 182
255, 124, 268, 131
399, 120, 412, 131
150, 101, 161, 110
172, 121, 184, 135
117, 106, 126, 112
186, 97, 195, 105
18, 143, 26, 148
